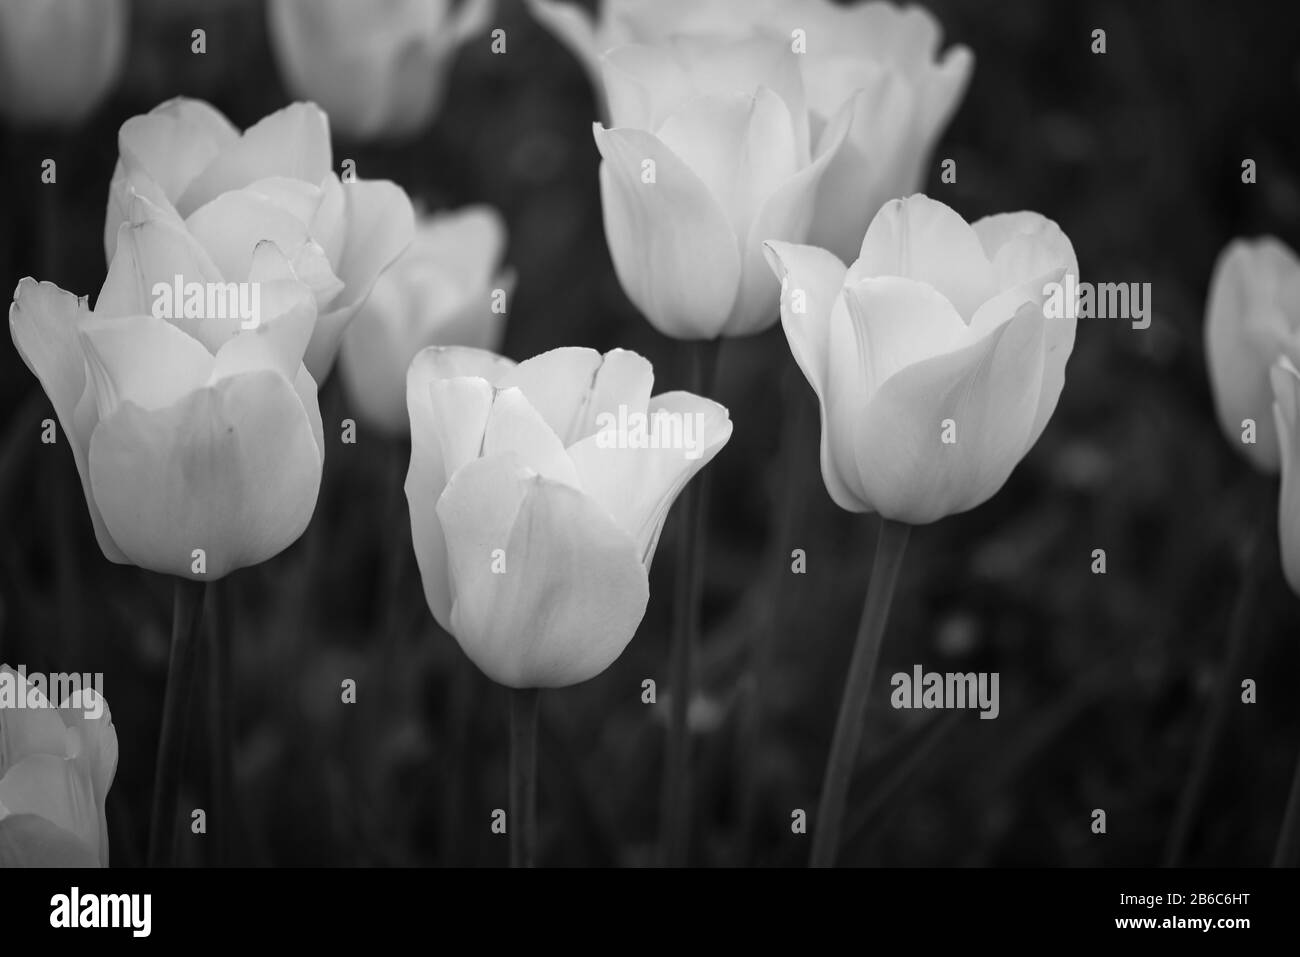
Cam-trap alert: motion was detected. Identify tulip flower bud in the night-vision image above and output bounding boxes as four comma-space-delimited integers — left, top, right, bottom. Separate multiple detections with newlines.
0, 0, 127, 127
340, 206, 513, 435
103, 98, 416, 379
766, 194, 1078, 524
0, 666, 117, 867
406, 346, 732, 687
267, 0, 494, 142
1205, 237, 1300, 472
532, 0, 972, 263
593, 36, 853, 339
10, 234, 329, 579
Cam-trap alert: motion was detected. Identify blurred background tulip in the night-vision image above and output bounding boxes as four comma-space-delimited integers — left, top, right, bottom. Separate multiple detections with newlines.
1272, 357, 1300, 595
0, 666, 117, 867
406, 346, 731, 687
0, 0, 127, 127
339, 205, 512, 436
267, 0, 494, 142
9, 262, 325, 580
594, 36, 852, 339
1205, 237, 1300, 472
533, 0, 971, 264
766, 194, 1078, 524
104, 99, 415, 379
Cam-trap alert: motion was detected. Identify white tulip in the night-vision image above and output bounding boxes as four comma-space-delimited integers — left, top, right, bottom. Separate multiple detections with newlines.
406, 346, 732, 687
103, 98, 415, 379
340, 206, 512, 435
533, 0, 972, 262
1205, 237, 1300, 472
267, 0, 494, 141
766, 194, 1078, 524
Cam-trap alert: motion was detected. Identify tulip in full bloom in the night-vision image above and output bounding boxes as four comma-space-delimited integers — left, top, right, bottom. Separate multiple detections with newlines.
0, 0, 127, 127
0, 666, 117, 867
10, 237, 328, 579
534, 0, 972, 263
1204, 237, 1300, 472
340, 206, 513, 435
104, 99, 415, 379
406, 346, 732, 687
594, 35, 854, 339
765, 194, 1078, 524
267, 0, 495, 142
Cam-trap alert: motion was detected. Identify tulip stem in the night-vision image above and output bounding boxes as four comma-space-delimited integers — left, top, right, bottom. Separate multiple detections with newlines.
1163, 492, 1268, 866
811, 518, 911, 867
509, 687, 541, 868
148, 577, 207, 867
661, 337, 721, 867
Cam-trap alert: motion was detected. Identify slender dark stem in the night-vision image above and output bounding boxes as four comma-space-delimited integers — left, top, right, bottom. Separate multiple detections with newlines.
810, 518, 911, 868
509, 687, 541, 868
209, 577, 234, 866
148, 577, 207, 867
1163, 497, 1268, 866
736, 368, 810, 864
660, 337, 721, 867
1274, 748, 1300, 866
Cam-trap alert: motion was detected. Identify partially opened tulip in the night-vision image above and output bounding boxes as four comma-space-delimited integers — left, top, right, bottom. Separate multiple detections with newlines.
1205, 237, 1300, 472
0, 0, 127, 127
406, 345, 730, 865
0, 666, 117, 868
104, 98, 415, 379
340, 206, 512, 435
534, 0, 972, 263
765, 193, 1077, 866
267, 0, 495, 142
594, 35, 853, 340
11, 253, 325, 582
766, 193, 1078, 525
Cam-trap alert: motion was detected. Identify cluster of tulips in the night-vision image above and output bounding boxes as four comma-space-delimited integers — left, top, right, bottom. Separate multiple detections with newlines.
0, 0, 1295, 869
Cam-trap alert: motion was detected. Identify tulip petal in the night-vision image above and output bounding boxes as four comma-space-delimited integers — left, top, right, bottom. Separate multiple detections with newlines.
208, 280, 317, 386
79, 315, 215, 420
483, 387, 583, 488
185, 189, 344, 305
1206, 238, 1300, 471
56, 689, 117, 866
494, 346, 602, 443
406, 346, 516, 629
972, 211, 1079, 293
9, 280, 126, 562
111, 98, 240, 231
0, 666, 68, 777
436, 454, 650, 688
849, 194, 997, 322
593, 125, 741, 339
306, 178, 416, 379
805, 71, 914, 263
0, 813, 98, 868
0, 754, 99, 861
763, 240, 862, 511
567, 390, 732, 564
852, 301, 1048, 523
728, 88, 852, 336
842, 275, 973, 397
88, 369, 322, 580
176, 102, 333, 216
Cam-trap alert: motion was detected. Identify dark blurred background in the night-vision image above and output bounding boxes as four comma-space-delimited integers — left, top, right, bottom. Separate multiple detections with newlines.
2, 0, 1299, 867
